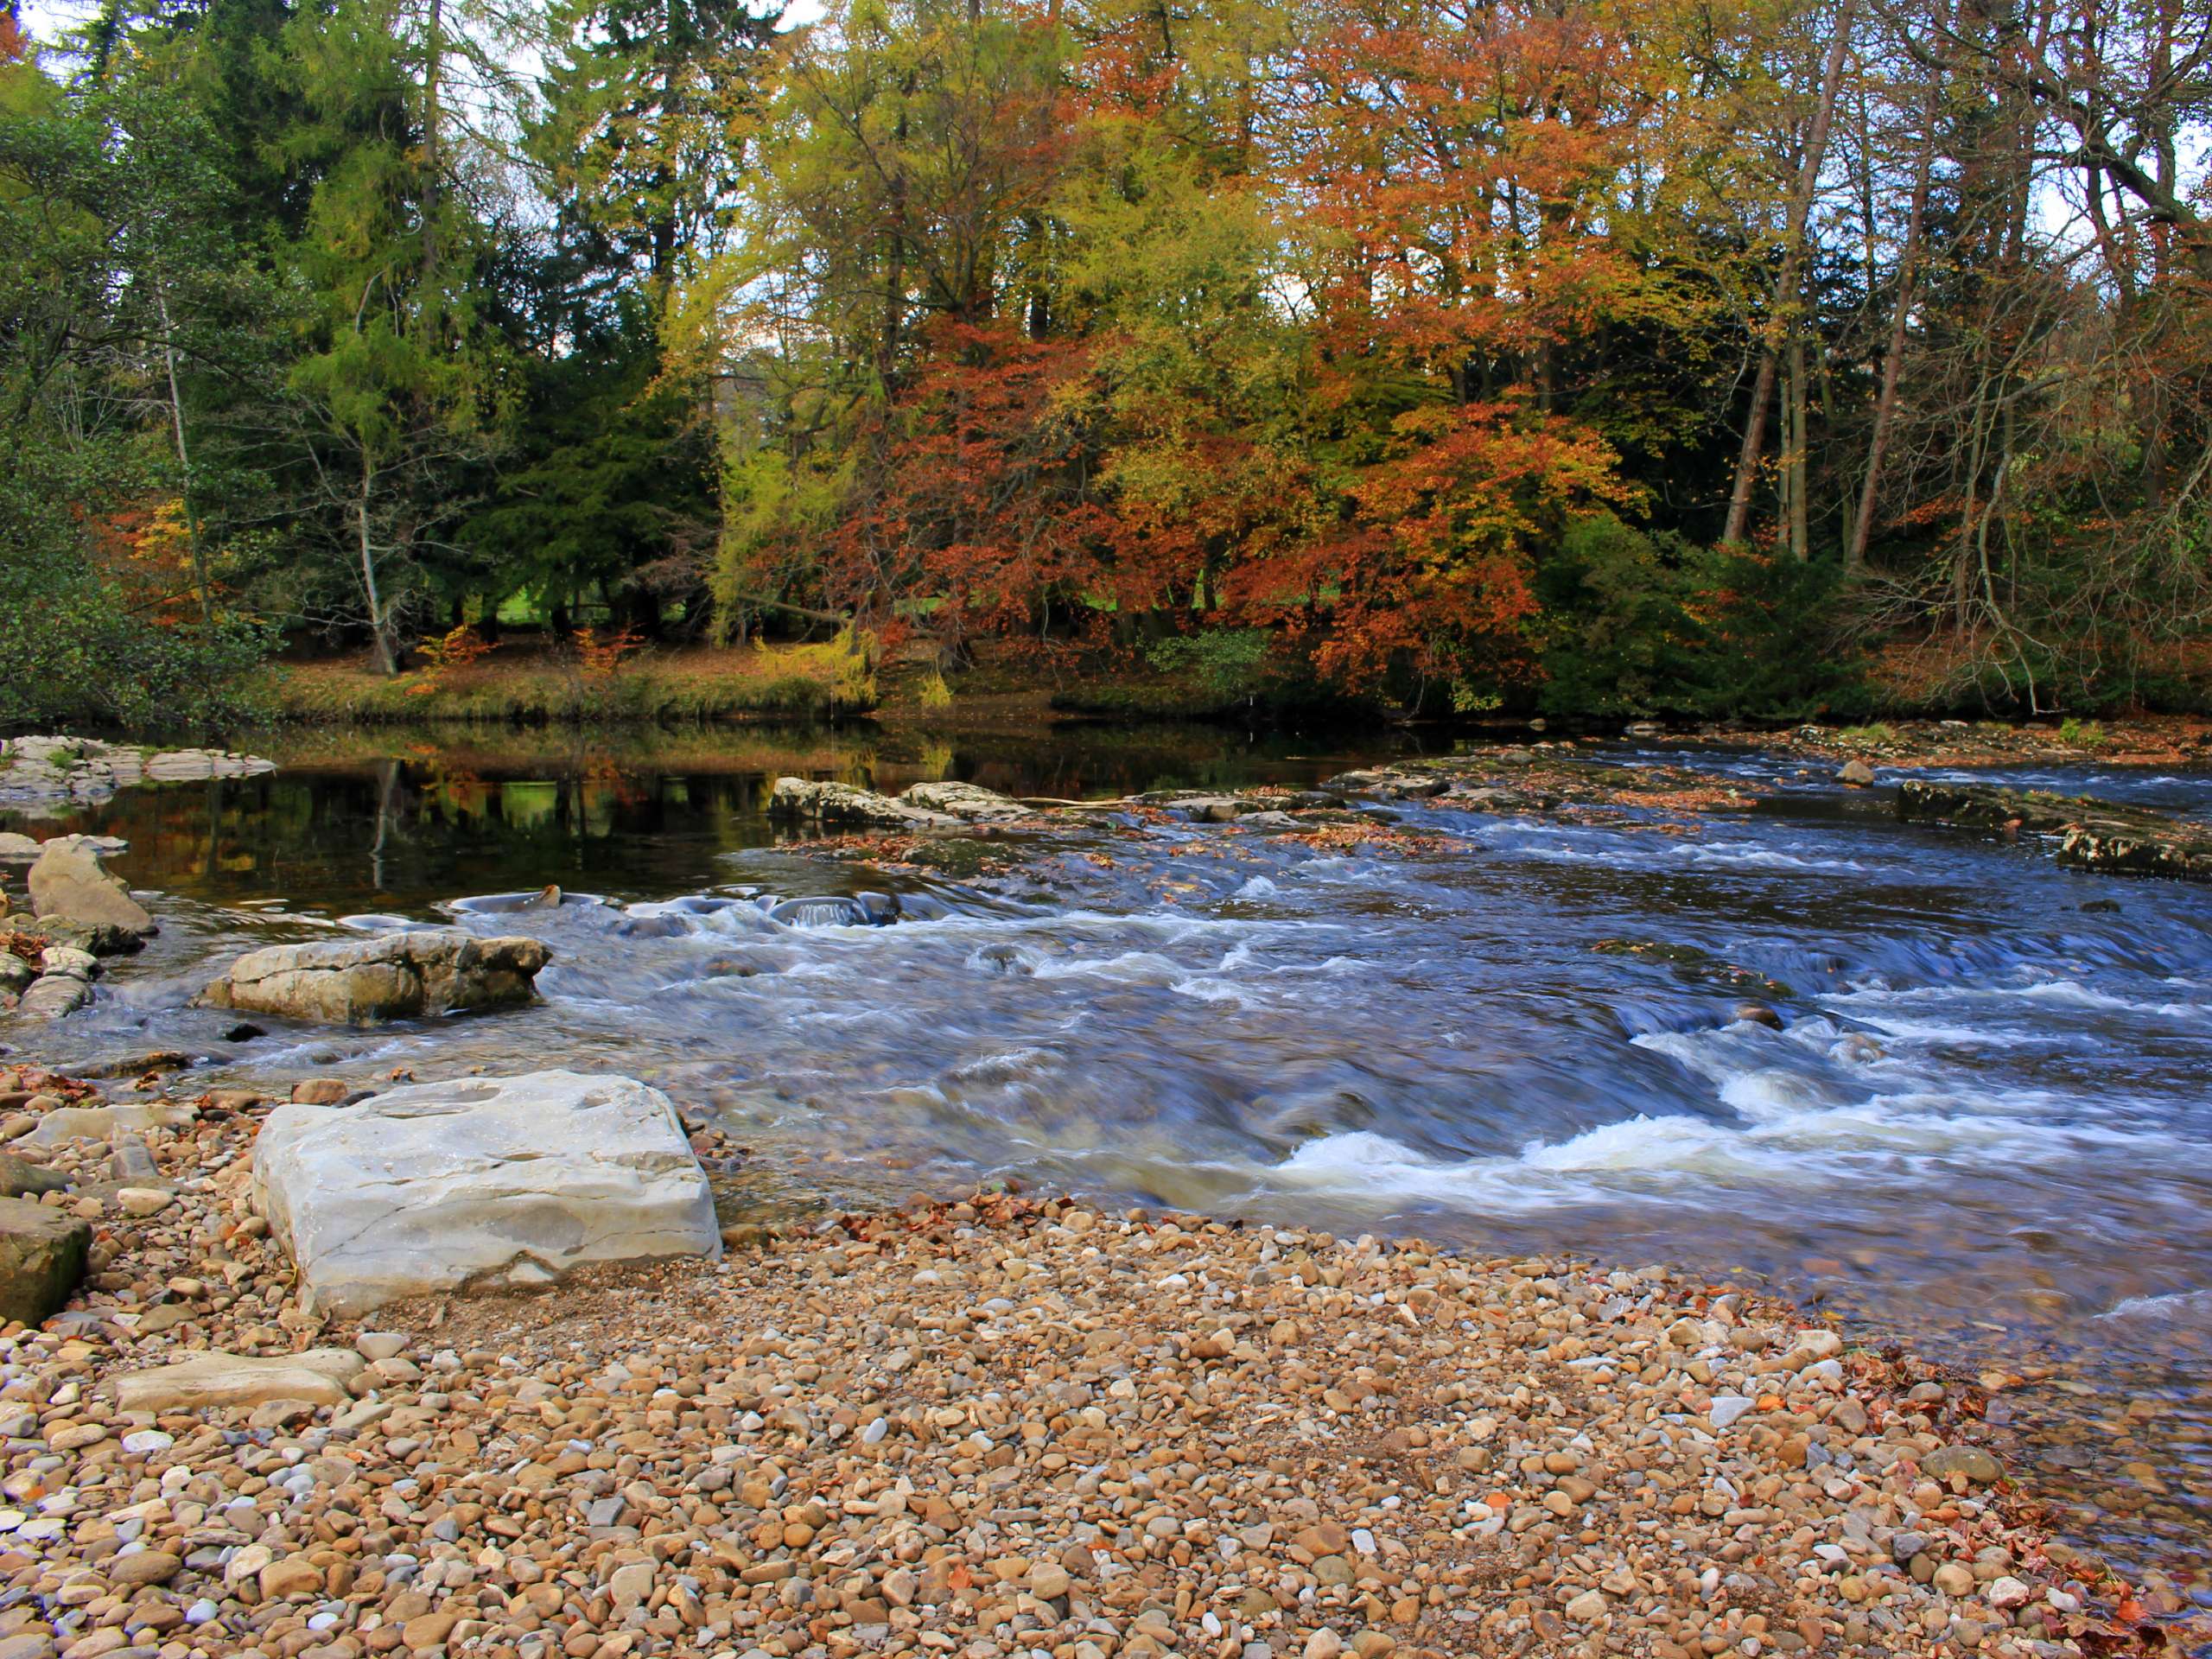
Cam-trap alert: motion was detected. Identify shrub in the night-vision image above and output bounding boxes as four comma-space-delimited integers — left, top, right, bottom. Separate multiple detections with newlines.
1535, 516, 1872, 722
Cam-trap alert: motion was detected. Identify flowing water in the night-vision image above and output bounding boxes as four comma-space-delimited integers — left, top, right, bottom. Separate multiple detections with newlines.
6, 721, 2210, 1602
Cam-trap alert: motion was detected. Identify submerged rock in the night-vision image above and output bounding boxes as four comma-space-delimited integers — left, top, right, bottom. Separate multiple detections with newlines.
767, 892, 900, 927
251, 1069, 721, 1316
0, 1195, 90, 1325
198, 928, 550, 1025
454, 884, 581, 914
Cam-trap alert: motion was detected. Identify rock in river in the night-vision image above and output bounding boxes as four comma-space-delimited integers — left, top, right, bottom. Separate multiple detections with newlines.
1898, 779, 2212, 881
769, 775, 1029, 828
767, 892, 900, 927
26, 840, 155, 946
251, 1069, 721, 1317
0, 735, 272, 814
198, 928, 550, 1025
899, 780, 1031, 821
0, 1195, 91, 1325
770, 777, 957, 828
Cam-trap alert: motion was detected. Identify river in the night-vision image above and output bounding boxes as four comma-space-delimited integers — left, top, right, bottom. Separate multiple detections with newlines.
5, 721, 2209, 1607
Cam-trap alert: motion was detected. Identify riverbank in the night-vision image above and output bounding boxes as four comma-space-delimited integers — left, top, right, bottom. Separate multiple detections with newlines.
1667, 718, 2212, 772
256, 641, 2212, 775
0, 1059, 2182, 1659
268, 640, 880, 724
260, 642, 1266, 730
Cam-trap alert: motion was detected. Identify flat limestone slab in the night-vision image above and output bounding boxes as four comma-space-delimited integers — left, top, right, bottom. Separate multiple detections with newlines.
251, 1070, 720, 1317
23, 1103, 199, 1147
111, 1348, 365, 1411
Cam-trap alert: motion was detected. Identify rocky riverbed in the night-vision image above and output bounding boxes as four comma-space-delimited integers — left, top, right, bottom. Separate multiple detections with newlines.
1666, 719, 2212, 773
0, 1058, 2196, 1659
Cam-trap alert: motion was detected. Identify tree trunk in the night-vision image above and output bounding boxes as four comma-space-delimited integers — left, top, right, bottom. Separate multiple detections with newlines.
1847, 112, 1935, 574
359, 461, 397, 677
1721, 0, 1856, 546
155, 285, 212, 624
1785, 321, 1810, 561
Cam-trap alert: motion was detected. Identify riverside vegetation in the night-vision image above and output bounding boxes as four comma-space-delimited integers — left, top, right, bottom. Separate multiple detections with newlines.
4, 0, 2212, 728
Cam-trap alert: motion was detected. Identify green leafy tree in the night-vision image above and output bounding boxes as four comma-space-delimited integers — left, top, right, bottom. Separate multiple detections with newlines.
274, 0, 518, 673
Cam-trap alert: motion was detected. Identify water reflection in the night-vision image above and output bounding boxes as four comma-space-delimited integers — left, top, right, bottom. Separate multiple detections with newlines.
22, 721, 1395, 915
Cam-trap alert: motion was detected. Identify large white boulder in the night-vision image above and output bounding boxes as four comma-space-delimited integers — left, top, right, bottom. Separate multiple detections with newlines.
251, 1070, 720, 1317
200, 928, 550, 1025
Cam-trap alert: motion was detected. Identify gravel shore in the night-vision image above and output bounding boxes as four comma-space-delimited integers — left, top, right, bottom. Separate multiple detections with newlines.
0, 1066, 2177, 1659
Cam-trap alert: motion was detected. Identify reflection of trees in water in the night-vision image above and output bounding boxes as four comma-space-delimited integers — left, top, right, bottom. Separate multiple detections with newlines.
370, 759, 398, 893
9, 722, 1399, 911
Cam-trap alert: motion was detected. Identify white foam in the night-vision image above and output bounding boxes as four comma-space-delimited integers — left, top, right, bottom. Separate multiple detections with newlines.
1843, 1013, 2033, 1047
1717, 1069, 1837, 1120
2099, 1287, 2212, 1322
1262, 1118, 1770, 1210
1173, 976, 1260, 1008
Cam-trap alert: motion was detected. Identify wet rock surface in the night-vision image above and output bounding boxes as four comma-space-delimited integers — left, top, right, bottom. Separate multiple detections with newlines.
1673, 718, 2212, 772
1896, 782, 2212, 881
198, 931, 552, 1026
0, 1061, 2190, 1659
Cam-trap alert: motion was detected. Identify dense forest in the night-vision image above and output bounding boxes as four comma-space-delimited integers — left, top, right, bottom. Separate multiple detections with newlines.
1, 0, 2208, 726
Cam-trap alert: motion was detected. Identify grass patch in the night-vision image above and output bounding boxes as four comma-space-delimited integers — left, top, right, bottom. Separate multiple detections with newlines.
271, 639, 878, 724
2058, 715, 2107, 749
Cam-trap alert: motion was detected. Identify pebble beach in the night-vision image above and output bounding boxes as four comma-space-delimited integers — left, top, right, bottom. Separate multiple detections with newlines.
0, 1066, 2181, 1659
